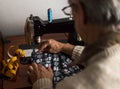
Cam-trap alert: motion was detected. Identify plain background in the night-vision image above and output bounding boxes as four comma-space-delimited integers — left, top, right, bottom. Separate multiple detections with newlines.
0, 0, 68, 36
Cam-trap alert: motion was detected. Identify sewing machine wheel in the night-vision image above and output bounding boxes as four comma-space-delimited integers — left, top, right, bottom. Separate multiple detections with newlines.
24, 18, 34, 45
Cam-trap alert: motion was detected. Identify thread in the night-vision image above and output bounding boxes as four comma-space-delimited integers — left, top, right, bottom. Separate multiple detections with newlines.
48, 8, 53, 23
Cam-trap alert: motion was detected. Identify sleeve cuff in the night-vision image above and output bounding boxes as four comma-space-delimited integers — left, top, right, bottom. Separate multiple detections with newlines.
72, 46, 84, 61
33, 78, 53, 89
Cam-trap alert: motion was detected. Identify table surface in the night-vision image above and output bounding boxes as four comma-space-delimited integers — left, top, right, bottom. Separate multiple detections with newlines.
2, 33, 68, 89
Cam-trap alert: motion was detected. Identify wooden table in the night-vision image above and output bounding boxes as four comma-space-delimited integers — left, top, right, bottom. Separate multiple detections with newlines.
2, 33, 67, 89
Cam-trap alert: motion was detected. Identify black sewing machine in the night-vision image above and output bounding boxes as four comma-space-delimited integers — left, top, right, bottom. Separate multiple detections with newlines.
20, 14, 84, 60
20, 14, 85, 62
24, 14, 83, 46
19, 14, 76, 62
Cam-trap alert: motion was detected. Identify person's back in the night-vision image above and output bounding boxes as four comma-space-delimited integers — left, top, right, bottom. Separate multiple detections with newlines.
56, 32, 120, 89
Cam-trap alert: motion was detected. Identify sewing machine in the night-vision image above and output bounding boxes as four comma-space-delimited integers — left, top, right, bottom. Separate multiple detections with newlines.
19, 15, 75, 63
20, 14, 85, 63
24, 14, 75, 45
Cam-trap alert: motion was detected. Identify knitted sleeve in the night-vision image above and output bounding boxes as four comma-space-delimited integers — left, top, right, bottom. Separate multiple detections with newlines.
33, 78, 53, 89
72, 46, 84, 61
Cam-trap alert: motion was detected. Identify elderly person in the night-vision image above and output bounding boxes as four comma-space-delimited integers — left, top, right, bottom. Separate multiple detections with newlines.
28, 0, 120, 89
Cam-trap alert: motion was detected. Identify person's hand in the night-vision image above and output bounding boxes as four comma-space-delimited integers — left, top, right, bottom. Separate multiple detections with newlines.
38, 39, 64, 53
28, 63, 54, 84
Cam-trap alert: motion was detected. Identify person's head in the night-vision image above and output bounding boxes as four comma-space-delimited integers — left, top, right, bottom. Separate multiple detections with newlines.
68, 0, 120, 44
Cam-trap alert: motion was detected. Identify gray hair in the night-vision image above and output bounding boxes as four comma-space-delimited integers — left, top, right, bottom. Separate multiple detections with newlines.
79, 0, 120, 26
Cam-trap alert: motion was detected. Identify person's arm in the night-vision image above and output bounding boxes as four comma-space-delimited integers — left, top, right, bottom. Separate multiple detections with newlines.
38, 39, 84, 59
38, 39, 75, 56
33, 78, 53, 89
61, 43, 75, 56
61, 43, 84, 61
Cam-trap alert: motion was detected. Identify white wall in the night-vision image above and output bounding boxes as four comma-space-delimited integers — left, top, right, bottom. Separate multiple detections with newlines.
0, 0, 68, 36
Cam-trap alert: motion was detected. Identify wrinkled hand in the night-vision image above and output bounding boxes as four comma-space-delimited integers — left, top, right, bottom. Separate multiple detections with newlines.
38, 39, 64, 53
28, 63, 54, 84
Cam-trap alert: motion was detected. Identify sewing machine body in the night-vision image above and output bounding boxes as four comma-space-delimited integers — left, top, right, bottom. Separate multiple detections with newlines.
25, 15, 75, 45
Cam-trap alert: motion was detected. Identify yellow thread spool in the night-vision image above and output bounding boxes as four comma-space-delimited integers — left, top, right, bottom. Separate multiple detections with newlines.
10, 56, 17, 63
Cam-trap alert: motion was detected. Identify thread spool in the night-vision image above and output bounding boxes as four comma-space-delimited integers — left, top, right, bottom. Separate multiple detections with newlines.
48, 8, 53, 23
